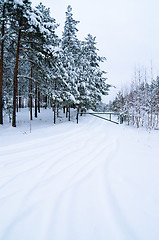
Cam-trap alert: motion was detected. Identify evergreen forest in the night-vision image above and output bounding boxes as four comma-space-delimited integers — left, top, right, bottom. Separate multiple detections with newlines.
0, 0, 110, 127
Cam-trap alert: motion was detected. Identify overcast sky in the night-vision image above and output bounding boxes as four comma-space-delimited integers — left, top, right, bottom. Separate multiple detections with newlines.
32, 0, 159, 99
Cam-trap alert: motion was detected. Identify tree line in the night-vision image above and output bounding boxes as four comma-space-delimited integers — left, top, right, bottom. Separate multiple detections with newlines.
109, 67, 159, 129
0, 1, 110, 126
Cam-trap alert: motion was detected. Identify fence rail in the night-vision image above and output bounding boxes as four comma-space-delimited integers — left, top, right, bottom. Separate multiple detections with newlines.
77, 112, 123, 124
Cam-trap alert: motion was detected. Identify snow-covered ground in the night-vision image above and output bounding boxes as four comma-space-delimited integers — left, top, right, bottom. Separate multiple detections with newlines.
0, 108, 159, 240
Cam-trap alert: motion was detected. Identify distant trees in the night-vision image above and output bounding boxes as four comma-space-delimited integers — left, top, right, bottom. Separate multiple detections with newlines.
110, 67, 159, 129
0, 2, 109, 126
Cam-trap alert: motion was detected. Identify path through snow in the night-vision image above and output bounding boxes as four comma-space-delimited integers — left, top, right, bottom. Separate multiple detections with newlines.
0, 112, 159, 240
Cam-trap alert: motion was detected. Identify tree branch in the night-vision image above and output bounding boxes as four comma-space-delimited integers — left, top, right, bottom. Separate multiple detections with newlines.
17, 75, 40, 84
19, 47, 34, 51
19, 59, 36, 65
20, 41, 39, 45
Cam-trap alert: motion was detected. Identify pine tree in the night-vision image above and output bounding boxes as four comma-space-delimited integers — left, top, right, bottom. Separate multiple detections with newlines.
0, 0, 12, 124
81, 34, 109, 110
1, 2, 110, 126
10, 0, 32, 127
0, 1, 6, 124
61, 5, 80, 110
26, 3, 59, 120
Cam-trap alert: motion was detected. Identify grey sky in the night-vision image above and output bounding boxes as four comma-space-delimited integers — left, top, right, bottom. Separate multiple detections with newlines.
32, 0, 159, 99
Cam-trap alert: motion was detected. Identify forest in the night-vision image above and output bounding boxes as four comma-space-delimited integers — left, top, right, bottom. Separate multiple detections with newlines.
108, 67, 159, 129
0, 0, 110, 127
1, 0, 159, 130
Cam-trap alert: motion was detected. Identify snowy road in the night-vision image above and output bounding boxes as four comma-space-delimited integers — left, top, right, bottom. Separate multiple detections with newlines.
0, 113, 159, 240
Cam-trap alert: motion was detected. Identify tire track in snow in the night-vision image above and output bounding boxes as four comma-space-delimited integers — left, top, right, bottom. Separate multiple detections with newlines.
0, 115, 95, 172
0, 116, 125, 240
0, 118, 94, 186
6, 119, 109, 205
45, 123, 138, 240
0, 117, 108, 231
45, 138, 118, 239
0, 114, 94, 155
100, 137, 139, 240
0, 124, 100, 198
0, 115, 102, 180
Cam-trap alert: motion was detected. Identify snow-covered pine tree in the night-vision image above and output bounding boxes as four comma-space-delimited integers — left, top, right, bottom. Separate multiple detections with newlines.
1, 2, 110, 125
81, 34, 109, 111
33, 3, 67, 123
9, 0, 32, 127
0, 0, 6, 124
0, 0, 13, 124
61, 5, 80, 111
4, 1, 60, 125
24, 3, 60, 120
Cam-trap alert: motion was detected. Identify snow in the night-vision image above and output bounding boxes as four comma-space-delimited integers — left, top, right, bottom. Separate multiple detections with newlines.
13, 0, 24, 7
0, 108, 159, 240
28, 11, 42, 27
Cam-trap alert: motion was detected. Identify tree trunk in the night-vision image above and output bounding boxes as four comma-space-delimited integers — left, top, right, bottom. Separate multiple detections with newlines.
12, 19, 22, 127
35, 82, 37, 118
68, 105, 70, 121
38, 89, 40, 113
29, 66, 33, 121
54, 101, 56, 124
19, 82, 22, 109
44, 96, 47, 109
63, 100, 65, 113
22, 98, 24, 108
0, 4, 5, 124
17, 90, 19, 112
57, 104, 59, 118
76, 107, 79, 124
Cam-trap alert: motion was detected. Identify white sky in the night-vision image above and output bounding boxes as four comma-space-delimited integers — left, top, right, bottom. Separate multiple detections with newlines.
32, 0, 159, 100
